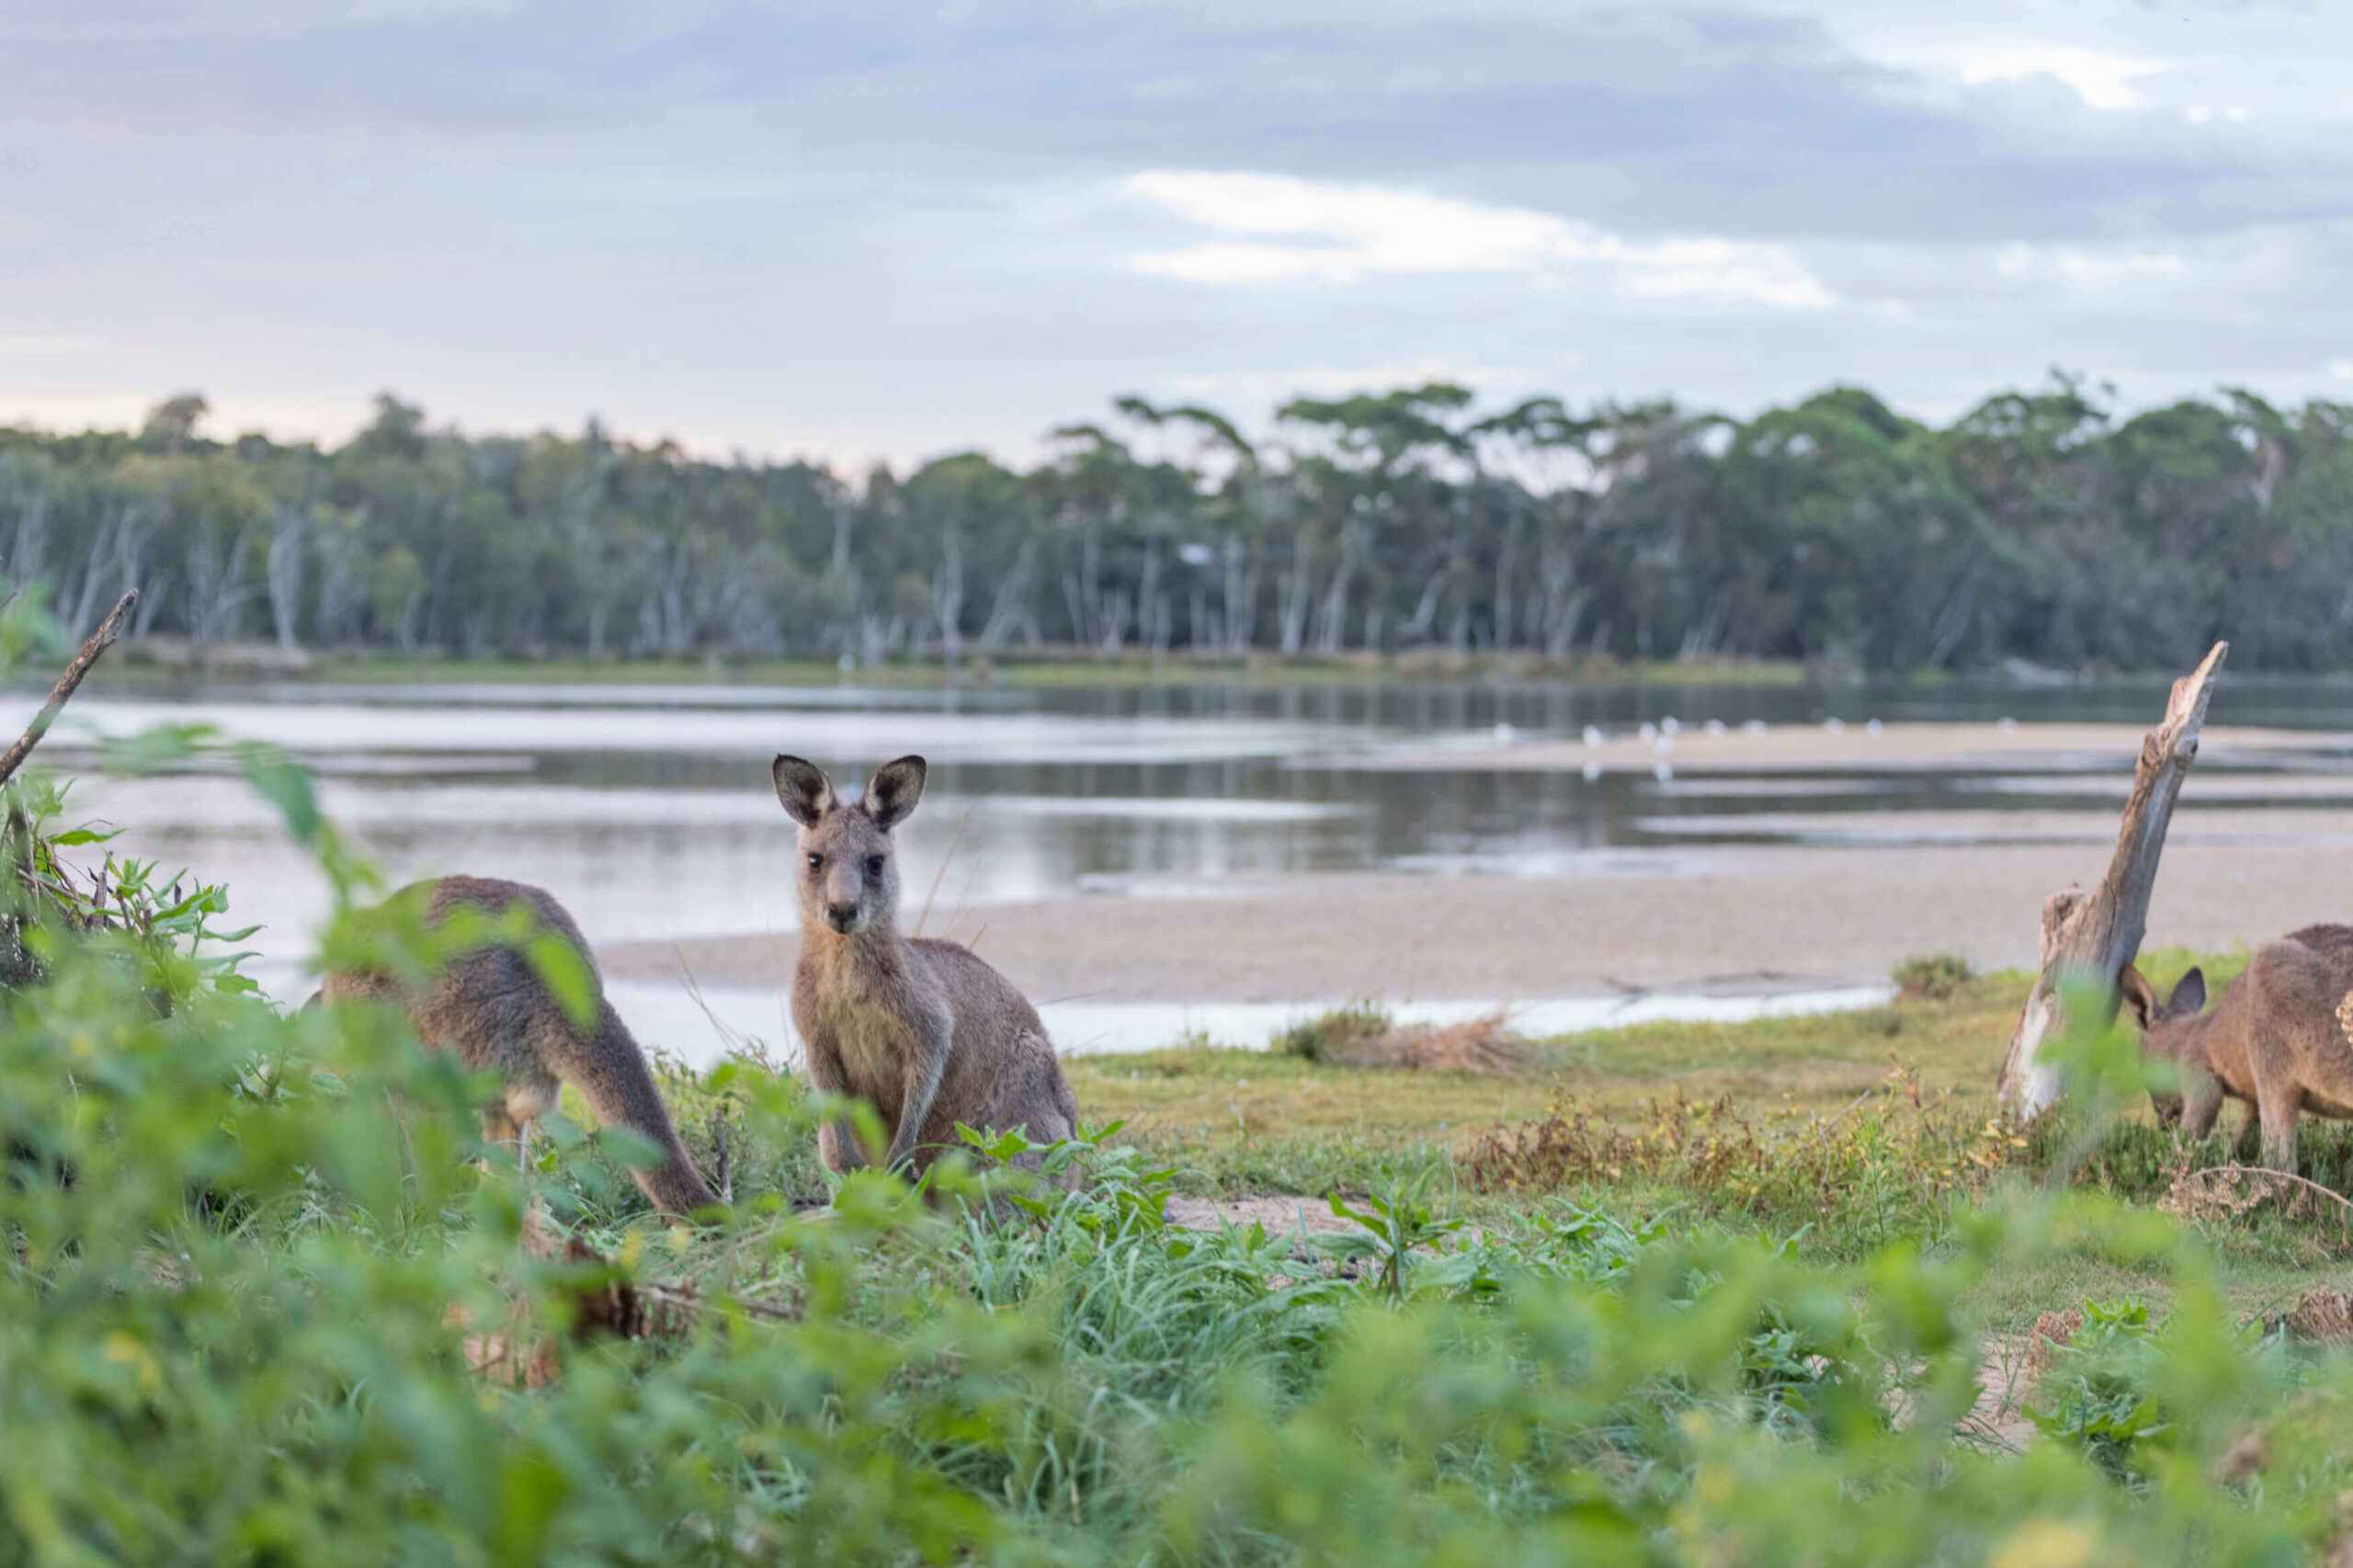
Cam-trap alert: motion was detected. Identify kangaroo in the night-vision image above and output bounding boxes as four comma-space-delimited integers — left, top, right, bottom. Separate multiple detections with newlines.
772, 753, 1077, 1181
320, 876, 721, 1216
2120, 924, 2353, 1172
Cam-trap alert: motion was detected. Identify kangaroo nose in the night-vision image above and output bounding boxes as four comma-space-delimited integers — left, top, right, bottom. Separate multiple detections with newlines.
826, 902, 859, 930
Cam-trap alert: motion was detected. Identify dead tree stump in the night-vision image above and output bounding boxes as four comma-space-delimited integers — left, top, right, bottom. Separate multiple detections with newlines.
1995, 641, 2228, 1114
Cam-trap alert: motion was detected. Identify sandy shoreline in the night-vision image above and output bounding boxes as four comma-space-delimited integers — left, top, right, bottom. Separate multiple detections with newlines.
1300, 720, 2349, 776
598, 835, 2353, 1004
580, 719, 2353, 1008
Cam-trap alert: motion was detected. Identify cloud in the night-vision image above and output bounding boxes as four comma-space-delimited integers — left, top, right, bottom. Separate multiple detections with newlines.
0, 219, 51, 243
1882, 42, 2171, 110
0, 335, 99, 357
1171, 360, 1543, 404
6, 2, 2353, 469
1124, 170, 1834, 309
1991, 242, 2188, 290
0, 389, 374, 443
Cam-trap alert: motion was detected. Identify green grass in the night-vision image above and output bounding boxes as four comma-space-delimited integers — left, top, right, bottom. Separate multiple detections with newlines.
1058, 953, 2348, 1336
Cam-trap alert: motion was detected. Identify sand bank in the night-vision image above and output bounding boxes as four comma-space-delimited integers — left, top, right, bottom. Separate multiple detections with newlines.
1302, 721, 2348, 776
598, 836, 2353, 1005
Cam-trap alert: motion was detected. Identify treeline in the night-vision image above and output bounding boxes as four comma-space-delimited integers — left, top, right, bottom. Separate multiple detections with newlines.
2, 378, 2347, 672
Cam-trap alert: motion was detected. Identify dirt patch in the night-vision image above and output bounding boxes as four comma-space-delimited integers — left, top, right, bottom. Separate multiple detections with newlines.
1165, 1194, 1358, 1236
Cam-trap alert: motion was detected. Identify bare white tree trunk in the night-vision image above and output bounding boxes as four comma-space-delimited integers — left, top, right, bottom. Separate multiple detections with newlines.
9, 486, 48, 593
1221, 538, 1258, 652
312, 506, 364, 647
266, 502, 307, 652
185, 515, 261, 645
63, 505, 127, 638
934, 522, 965, 665
1279, 529, 1313, 655
1996, 641, 2229, 1113
1313, 520, 1362, 654
1135, 535, 1161, 655
1492, 515, 1519, 652
978, 540, 1036, 653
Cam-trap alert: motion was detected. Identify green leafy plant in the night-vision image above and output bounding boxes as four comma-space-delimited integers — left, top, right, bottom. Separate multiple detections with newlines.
2024, 1298, 2175, 1482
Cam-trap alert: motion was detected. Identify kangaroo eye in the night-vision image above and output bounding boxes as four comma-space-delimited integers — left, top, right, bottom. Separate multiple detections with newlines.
865, 855, 885, 877
805, 853, 822, 870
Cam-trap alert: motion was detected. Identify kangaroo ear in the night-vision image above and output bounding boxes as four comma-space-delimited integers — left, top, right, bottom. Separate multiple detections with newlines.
2169, 966, 2207, 1017
772, 756, 835, 829
862, 755, 926, 832
2118, 965, 2159, 1031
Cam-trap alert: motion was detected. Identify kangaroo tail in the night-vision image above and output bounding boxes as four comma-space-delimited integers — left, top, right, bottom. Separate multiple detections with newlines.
557, 1002, 722, 1217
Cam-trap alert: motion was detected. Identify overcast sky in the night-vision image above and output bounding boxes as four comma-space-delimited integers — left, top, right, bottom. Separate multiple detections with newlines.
2, 0, 2347, 469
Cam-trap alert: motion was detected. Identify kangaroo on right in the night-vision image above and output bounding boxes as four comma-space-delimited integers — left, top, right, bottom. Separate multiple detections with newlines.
2120, 924, 2353, 1172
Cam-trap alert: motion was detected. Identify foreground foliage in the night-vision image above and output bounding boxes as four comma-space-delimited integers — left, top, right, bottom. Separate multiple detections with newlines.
11, 783, 2353, 1562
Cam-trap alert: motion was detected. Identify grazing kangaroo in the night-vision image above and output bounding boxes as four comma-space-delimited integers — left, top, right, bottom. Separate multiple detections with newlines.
2120, 924, 2353, 1171
320, 876, 721, 1216
772, 753, 1077, 1181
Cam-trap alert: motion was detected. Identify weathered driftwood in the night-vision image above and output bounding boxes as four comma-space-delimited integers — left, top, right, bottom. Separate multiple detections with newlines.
1995, 641, 2227, 1113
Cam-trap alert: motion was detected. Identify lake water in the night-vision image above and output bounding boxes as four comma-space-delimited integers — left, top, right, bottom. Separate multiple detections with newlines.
16, 670, 2353, 1062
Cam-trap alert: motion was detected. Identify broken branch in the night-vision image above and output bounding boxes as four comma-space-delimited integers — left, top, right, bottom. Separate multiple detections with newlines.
0, 590, 138, 791
1995, 640, 2227, 1113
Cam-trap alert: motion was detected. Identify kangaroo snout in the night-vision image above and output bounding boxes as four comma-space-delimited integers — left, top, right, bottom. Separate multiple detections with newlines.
826, 901, 863, 933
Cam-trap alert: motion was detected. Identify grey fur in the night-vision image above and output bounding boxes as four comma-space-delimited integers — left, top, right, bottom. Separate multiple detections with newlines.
321, 875, 720, 1216
774, 753, 1077, 1178
2121, 923, 2353, 1171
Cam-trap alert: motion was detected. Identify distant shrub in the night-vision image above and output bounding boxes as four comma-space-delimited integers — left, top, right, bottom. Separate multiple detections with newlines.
1893, 952, 1976, 999
1273, 1001, 1528, 1074
1272, 999, 1392, 1062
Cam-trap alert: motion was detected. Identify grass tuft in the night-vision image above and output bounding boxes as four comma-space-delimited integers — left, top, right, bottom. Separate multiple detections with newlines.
1272, 1001, 1530, 1074
1893, 951, 1977, 1000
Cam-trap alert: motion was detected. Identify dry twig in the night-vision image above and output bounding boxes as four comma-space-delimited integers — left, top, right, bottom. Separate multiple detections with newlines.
0, 590, 137, 791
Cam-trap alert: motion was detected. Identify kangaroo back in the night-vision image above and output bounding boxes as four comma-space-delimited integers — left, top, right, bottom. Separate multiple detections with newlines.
324, 876, 719, 1216
548, 999, 720, 1215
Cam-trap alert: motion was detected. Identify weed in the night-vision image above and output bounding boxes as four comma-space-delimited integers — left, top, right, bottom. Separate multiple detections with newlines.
1271, 999, 1392, 1062
1893, 951, 1977, 1000
2023, 1298, 2175, 1483
1461, 1058, 2026, 1251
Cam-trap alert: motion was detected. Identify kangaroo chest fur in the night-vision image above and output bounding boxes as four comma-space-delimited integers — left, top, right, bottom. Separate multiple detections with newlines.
801, 939, 938, 1115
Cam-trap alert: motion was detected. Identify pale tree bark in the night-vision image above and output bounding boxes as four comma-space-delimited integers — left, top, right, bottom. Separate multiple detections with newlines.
9, 486, 48, 594
1995, 641, 2229, 1114
266, 502, 307, 652
934, 522, 965, 665
977, 540, 1036, 653
1278, 529, 1313, 655
1313, 520, 1362, 654
1221, 538, 1258, 652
